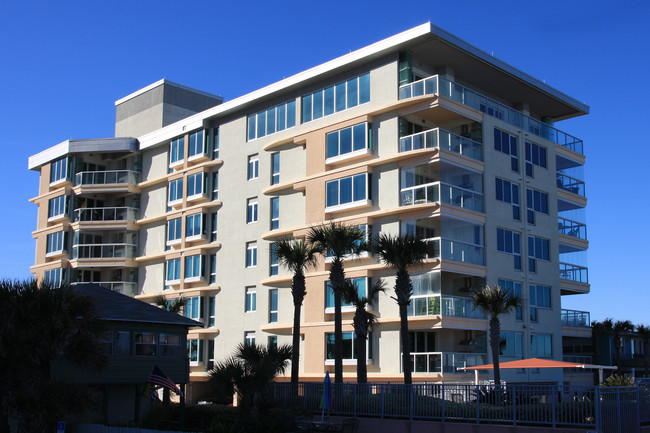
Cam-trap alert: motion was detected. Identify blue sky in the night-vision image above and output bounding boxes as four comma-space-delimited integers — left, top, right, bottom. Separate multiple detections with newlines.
1, 0, 648, 325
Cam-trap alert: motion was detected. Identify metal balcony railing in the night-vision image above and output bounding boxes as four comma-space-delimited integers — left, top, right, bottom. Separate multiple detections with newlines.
557, 173, 586, 196
560, 263, 589, 284
72, 243, 137, 259
74, 207, 138, 223
561, 309, 591, 327
400, 182, 483, 212
408, 294, 486, 319
399, 128, 483, 161
74, 170, 139, 186
558, 217, 587, 240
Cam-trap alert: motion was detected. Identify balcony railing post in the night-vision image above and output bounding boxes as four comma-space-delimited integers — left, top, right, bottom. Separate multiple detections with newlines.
476, 384, 480, 423
441, 383, 445, 421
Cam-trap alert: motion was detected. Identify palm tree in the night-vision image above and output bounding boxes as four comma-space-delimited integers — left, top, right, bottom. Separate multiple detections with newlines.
153, 293, 186, 313
342, 279, 385, 383
470, 284, 520, 388
613, 320, 634, 369
636, 324, 650, 377
308, 222, 367, 384
372, 233, 431, 385
273, 238, 320, 383
209, 343, 292, 419
0, 279, 107, 433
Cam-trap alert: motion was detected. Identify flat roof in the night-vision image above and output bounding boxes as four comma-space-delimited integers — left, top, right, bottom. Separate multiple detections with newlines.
114, 78, 223, 106
28, 137, 137, 170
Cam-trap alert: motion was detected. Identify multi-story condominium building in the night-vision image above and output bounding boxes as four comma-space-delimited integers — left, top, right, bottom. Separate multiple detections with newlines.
28, 23, 590, 400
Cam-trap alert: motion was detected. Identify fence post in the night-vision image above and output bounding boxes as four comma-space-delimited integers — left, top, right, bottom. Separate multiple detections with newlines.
354, 383, 357, 418
637, 386, 642, 433
595, 387, 602, 432
512, 385, 516, 426
617, 389, 622, 433
552, 384, 557, 429
476, 384, 480, 424
441, 382, 447, 422
410, 383, 414, 421
381, 384, 385, 419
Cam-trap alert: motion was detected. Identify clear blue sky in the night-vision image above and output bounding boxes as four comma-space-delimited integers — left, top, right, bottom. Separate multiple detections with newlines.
1, 0, 648, 325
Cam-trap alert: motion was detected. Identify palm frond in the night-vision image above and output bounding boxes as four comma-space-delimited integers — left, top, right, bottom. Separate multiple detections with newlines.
307, 222, 367, 259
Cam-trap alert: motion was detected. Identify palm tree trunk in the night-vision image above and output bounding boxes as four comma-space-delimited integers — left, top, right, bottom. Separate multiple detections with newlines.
356, 333, 367, 384
489, 316, 501, 387
399, 302, 412, 385
330, 260, 345, 384
291, 300, 302, 383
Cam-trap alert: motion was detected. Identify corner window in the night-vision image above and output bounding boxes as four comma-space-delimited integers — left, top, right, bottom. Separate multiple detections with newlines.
246, 242, 257, 268
50, 157, 68, 185
165, 258, 181, 285
326, 122, 371, 162
185, 296, 203, 320
187, 172, 207, 201
188, 130, 207, 160
168, 178, 183, 205
48, 195, 68, 221
44, 268, 64, 287
188, 339, 204, 364
325, 173, 369, 212
167, 217, 182, 245
186, 213, 206, 241
169, 137, 185, 167
302, 73, 370, 123
46, 231, 67, 257
184, 254, 205, 282
248, 155, 259, 180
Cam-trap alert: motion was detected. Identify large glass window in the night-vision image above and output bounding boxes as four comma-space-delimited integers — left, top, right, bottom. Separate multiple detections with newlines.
44, 268, 63, 287
526, 188, 548, 225
160, 334, 181, 357
187, 172, 206, 200
271, 152, 280, 185
186, 213, 206, 240
169, 137, 185, 167
527, 236, 550, 272
212, 171, 219, 200
168, 178, 183, 204
167, 217, 182, 245
302, 73, 370, 123
245, 331, 256, 346
188, 339, 204, 363
184, 254, 204, 281
248, 155, 259, 180
269, 289, 278, 322
48, 195, 68, 220
498, 279, 522, 320
212, 128, 219, 159
245, 286, 256, 312
166, 258, 181, 284
209, 254, 217, 284
500, 331, 523, 357
326, 122, 371, 161
188, 130, 206, 160
325, 277, 367, 310
246, 242, 257, 268
494, 128, 518, 172
210, 213, 218, 242
525, 141, 547, 177
208, 296, 216, 327
247, 100, 296, 141
50, 157, 68, 184
325, 173, 369, 210
270, 197, 279, 230
135, 332, 157, 356
46, 231, 66, 256
531, 334, 552, 357
325, 331, 372, 361
495, 178, 520, 220
185, 296, 203, 320
269, 243, 278, 276
529, 284, 551, 321
247, 198, 258, 224
497, 228, 521, 270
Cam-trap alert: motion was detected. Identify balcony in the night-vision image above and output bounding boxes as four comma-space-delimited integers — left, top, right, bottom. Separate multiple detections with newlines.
72, 243, 137, 259
400, 182, 483, 213
74, 170, 139, 186
71, 281, 137, 296
557, 173, 586, 197
399, 75, 583, 154
409, 351, 487, 374
408, 294, 486, 319
561, 309, 591, 327
558, 217, 587, 240
399, 128, 483, 161
560, 263, 589, 284
74, 207, 138, 223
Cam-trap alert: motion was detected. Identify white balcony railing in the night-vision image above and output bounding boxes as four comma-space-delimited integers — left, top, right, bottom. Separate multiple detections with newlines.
408, 351, 487, 374
400, 182, 483, 213
399, 128, 483, 161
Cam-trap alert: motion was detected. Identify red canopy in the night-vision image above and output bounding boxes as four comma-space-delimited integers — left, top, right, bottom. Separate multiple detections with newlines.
460, 357, 602, 371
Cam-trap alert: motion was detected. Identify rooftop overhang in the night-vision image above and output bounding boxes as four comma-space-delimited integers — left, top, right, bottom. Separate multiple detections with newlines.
28, 137, 138, 170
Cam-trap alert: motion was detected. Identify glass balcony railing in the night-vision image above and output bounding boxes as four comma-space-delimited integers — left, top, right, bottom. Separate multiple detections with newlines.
400, 182, 483, 212
441, 238, 484, 265
74, 170, 139, 186
408, 294, 486, 319
409, 351, 487, 374
399, 128, 483, 161
71, 281, 137, 296
560, 263, 589, 284
72, 243, 137, 259
74, 207, 139, 223
399, 75, 583, 155
557, 173, 586, 197
558, 217, 587, 240
561, 309, 591, 327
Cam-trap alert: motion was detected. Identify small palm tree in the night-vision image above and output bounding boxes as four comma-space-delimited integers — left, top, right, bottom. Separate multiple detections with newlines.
613, 320, 635, 369
152, 294, 186, 313
210, 343, 292, 417
273, 238, 320, 383
470, 284, 520, 388
372, 233, 431, 385
308, 222, 367, 384
636, 324, 650, 377
342, 279, 386, 383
